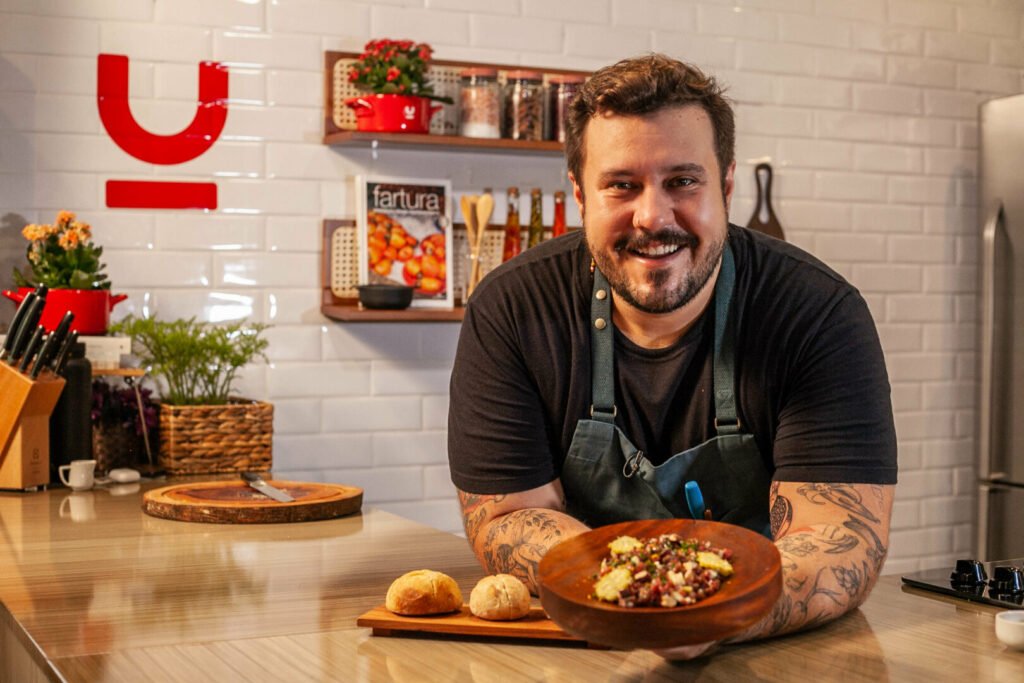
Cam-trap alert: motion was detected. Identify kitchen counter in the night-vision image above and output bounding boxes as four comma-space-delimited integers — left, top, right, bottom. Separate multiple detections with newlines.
1, 482, 1022, 682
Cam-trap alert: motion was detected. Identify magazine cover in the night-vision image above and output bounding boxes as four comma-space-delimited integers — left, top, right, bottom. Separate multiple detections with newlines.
356, 175, 453, 308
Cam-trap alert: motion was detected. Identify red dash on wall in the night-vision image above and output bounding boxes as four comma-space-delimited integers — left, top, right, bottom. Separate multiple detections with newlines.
106, 180, 218, 210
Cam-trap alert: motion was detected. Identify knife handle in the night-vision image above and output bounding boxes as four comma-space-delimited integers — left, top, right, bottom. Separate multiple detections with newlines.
29, 332, 59, 379
241, 471, 260, 483
51, 330, 79, 376
1, 291, 37, 361
17, 325, 45, 373
8, 296, 44, 364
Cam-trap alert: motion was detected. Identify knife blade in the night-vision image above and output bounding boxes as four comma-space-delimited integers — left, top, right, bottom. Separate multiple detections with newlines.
51, 330, 79, 376
241, 472, 294, 503
7, 295, 45, 365
16, 325, 45, 373
1, 291, 37, 362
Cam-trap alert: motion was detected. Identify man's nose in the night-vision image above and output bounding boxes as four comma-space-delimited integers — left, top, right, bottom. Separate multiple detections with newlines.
632, 186, 674, 231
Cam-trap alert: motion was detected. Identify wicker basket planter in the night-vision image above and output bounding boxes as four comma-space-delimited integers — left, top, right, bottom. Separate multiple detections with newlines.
158, 398, 273, 474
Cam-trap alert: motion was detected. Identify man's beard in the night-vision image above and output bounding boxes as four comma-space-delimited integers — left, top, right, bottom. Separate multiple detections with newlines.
588, 226, 726, 314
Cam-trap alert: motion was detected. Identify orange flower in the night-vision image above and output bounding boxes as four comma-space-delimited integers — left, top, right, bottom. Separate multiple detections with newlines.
58, 229, 81, 250
56, 210, 75, 225
77, 222, 92, 240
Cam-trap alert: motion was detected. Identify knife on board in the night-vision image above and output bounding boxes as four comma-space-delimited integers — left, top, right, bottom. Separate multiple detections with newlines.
241, 472, 295, 503
51, 330, 79, 376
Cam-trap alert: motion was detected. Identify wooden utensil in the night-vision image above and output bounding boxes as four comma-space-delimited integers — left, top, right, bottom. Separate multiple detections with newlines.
460, 195, 479, 298
745, 162, 785, 241
538, 519, 782, 650
142, 480, 363, 524
469, 192, 494, 296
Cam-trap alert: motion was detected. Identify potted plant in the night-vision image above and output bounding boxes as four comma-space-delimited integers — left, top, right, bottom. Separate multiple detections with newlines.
3, 211, 127, 335
111, 316, 272, 475
345, 38, 452, 133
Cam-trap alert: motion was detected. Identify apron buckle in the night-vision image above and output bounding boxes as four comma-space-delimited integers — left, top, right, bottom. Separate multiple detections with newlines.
622, 450, 643, 478
590, 404, 617, 418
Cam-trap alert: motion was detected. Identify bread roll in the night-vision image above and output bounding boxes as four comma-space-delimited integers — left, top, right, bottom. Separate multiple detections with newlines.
385, 569, 463, 615
469, 574, 531, 621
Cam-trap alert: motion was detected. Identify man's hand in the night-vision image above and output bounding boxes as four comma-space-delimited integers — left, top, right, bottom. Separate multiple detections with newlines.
457, 479, 589, 594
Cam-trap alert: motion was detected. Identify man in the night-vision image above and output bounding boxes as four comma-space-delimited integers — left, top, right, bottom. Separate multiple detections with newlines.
448, 54, 896, 657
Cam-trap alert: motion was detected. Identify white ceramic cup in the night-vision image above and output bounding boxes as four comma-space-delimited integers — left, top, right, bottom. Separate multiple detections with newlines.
59, 492, 96, 522
996, 610, 1024, 650
58, 459, 97, 491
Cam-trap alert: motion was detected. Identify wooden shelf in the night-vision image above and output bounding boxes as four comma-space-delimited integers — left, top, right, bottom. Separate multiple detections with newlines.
323, 130, 564, 156
321, 301, 464, 323
92, 367, 146, 377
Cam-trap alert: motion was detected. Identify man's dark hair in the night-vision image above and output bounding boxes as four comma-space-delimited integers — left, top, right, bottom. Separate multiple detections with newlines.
565, 53, 735, 192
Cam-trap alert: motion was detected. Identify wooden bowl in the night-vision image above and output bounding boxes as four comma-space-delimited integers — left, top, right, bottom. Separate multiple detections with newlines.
538, 519, 782, 650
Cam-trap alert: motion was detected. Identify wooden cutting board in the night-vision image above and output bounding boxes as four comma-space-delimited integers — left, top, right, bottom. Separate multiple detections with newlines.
356, 604, 593, 645
142, 480, 363, 524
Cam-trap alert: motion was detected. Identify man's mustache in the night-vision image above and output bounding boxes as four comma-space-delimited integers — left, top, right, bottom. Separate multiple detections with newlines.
615, 228, 698, 252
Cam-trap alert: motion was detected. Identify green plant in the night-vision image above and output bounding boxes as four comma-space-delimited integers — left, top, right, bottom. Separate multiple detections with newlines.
13, 210, 110, 289
347, 38, 452, 102
111, 316, 270, 406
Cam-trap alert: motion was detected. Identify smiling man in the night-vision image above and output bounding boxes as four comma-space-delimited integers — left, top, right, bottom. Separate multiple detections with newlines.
448, 54, 897, 658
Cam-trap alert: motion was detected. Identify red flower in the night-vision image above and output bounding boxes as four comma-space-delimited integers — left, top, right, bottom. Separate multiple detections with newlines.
418, 46, 432, 60
348, 67, 359, 82
386, 66, 400, 81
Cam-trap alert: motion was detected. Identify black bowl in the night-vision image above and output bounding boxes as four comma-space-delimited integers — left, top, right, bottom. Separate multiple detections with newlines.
357, 284, 414, 310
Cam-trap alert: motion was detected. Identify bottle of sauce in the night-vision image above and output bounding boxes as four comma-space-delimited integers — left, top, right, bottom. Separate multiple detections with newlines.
502, 187, 521, 262
527, 188, 544, 248
552, 190, 567, 238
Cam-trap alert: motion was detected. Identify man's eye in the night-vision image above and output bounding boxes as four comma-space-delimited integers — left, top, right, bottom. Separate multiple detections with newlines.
668, 177, 695, 187
609, 181, 635, 190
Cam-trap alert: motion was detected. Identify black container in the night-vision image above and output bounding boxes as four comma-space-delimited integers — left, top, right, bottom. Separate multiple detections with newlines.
49, 342, 92, 483
357, 284, 414, 310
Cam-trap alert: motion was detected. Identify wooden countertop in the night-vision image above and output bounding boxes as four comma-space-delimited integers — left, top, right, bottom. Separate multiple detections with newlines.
1, 481, 1022, 682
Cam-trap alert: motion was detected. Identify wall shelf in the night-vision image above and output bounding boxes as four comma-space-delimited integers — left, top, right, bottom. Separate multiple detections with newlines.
322, 130, 564, 156
321, 301, 465, 323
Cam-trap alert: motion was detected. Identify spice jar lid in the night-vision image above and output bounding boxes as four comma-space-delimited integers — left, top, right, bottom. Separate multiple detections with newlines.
548, 73, 586, 84
505, 69, 543, 81
460, 67, 498, 78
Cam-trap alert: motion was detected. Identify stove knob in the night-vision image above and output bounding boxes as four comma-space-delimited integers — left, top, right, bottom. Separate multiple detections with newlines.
988, 566, 1024, 593
950, 559, 987, 586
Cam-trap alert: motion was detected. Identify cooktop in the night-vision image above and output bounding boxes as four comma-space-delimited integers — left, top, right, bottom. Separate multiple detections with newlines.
901, 558, 1024, 610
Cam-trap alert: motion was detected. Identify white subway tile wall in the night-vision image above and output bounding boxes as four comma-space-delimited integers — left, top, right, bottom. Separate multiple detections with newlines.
1, 0, 1021, 573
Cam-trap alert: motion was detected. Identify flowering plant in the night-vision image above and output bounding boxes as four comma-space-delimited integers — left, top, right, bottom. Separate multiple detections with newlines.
347, 38, 452, 102
91, 379, 158, 437
13, 210, 110, 290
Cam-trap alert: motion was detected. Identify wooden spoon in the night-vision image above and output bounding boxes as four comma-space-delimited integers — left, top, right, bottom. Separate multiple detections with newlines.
460, 194, 479, 298
470, 192, 494, 295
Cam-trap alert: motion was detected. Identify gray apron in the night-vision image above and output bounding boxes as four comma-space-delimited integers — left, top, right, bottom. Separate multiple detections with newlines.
561, 244, 772, 537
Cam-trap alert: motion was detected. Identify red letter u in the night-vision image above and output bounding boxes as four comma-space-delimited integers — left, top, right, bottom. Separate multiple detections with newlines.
97, 53, 228, 165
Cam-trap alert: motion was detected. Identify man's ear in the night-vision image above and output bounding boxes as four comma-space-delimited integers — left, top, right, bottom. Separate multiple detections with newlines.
569, 172, 584, 220
723, 160, 736, 213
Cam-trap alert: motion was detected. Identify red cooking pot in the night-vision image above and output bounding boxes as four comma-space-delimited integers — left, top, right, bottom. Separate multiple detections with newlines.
345, 94, 442, 134
3, 288, 128, 336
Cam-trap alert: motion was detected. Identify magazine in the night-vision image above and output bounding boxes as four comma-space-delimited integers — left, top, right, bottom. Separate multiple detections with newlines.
356, 175, 453, 308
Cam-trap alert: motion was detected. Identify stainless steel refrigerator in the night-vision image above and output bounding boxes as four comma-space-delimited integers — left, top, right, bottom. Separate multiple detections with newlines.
978, 92, 1024, 561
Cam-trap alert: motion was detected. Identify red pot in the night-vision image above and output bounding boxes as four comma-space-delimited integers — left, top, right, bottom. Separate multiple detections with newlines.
3, 288, 128, 336
345, 94, 442, 134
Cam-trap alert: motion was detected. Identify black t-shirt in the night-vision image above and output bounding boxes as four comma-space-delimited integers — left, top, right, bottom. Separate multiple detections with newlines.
448, 225, 897, 495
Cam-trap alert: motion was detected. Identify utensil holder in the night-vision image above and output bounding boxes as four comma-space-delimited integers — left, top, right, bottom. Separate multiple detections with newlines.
0, 362, 66, 490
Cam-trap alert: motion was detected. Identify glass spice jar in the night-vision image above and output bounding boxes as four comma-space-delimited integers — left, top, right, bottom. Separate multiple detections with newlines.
503, 70, 544, 141
548, 74, 585, 142
458, 68, 501, 139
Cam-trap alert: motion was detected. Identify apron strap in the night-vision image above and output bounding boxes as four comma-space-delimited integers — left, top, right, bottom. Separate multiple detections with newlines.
590, 268, 616, 423
713, 244, 741, 436
589, 241, 740, 433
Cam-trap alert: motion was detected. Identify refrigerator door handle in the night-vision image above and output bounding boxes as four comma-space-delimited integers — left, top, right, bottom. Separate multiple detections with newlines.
977, 484, 991, 561
980, 200, 1005, 481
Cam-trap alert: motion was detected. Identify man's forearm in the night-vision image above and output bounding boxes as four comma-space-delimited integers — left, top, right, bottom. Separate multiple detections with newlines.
459, 489, 589, 594
728, 483, 893, 643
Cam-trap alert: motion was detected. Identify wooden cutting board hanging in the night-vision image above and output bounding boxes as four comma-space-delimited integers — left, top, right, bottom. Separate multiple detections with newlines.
745, 162, 785, 241
142, 480, 363, 524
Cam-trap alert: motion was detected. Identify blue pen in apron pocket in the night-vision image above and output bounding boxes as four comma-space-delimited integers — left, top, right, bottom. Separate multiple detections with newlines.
684, 481, 706, 520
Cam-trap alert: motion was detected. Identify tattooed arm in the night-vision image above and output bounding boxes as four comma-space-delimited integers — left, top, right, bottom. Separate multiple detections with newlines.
457, 479, 590, 595
734, 480, 895, 641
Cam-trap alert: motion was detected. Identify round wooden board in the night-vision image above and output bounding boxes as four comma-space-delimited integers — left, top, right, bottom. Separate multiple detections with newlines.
142, 480, 363, 524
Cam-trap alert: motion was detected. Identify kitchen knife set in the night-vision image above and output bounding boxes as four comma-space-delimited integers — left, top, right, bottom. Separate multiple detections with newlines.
1, 286, 79, 380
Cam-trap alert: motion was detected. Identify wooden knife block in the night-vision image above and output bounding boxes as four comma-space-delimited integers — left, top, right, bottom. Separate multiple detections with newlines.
0, 362, 65, 490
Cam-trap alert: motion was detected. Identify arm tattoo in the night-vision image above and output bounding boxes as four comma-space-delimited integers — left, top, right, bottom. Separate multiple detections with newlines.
458, 490, 505, 545
483, 509, 564, 590
769, 482, 793, 538
796, 483, 879, 523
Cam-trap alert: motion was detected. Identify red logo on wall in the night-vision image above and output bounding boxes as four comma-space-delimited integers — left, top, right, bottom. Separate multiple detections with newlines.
97, 53, 228, 210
